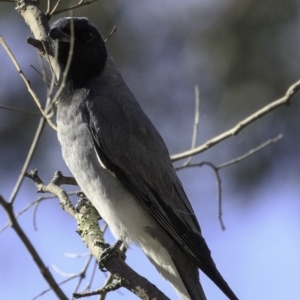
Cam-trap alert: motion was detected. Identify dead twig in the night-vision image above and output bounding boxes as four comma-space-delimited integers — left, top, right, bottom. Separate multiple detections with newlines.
104, 25, 117, 43
171, 79, 300, 161
0, 195, 69, 300
183, 85, 201, 166
51, 0, 100, 15
176, 134, 283, 229
8, 117, 46, 204
0, 105, 40, 116
0, 37, 57, 130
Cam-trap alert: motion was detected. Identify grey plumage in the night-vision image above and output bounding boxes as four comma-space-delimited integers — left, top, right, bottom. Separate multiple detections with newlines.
49, 17, 239, 300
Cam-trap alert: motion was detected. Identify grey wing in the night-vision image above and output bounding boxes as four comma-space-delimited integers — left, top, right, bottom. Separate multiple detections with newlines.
85, 91, 218, 272
85, 92, 239, 300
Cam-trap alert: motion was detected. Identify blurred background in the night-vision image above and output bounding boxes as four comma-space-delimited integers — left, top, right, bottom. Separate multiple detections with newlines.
1, 0, 300, 299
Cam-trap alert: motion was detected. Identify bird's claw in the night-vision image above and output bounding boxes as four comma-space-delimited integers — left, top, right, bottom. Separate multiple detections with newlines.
99, 240, 126, 271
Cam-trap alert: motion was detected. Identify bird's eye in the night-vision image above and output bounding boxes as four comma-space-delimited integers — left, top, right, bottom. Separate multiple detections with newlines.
84, 31, 94, 41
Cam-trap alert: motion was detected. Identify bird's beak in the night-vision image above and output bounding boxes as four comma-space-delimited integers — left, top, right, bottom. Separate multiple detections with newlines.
49, 27, 71, 43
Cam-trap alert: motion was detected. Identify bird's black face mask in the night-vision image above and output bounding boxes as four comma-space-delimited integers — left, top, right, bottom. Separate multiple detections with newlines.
49, 17, 107, 87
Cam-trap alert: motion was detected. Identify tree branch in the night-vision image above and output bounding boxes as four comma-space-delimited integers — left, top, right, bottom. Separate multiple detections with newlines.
25, 170, 170, 300
0, 195, 69, 300
15, 0, 58, 76
51, 0, 100, 15
171, 79, 300, 161
0, 37, 57, 130
8, 117, 46, 204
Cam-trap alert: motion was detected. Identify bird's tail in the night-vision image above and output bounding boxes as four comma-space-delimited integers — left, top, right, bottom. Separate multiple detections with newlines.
185, 231, 239, 300
203, 265, 239, 300
172, 253, 207, 300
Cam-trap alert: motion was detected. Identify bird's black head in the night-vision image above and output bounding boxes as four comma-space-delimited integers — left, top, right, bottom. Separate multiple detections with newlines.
49, 17, 107, 87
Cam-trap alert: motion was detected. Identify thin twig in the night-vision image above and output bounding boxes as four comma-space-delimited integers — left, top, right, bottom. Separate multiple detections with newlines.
178, 161, 226, 230
32, 191, 78, 231
32, 59, 50, 85
217, 134, 283, 169
0, 37, 57, 130
176, 134, 283, 229
52, 0, 99, 15
0, 105, 40, 116
32, 194, 47, 231
47, 37, 59, 107
46, 0, 51, 15
49, 0, 62, 15
32, 251, 93, 300
50, 12, 75, 106
0, 191, 76, 233
72, 254, 94, 295
64, 252, 90, 258
191, 85, 200, 149
0, 196, 45, 233
104, 25, 117, 43
183, 85, 200, 166
8, 117, 46, 204
53, 265, 78, 277
25, 170, 77, 217
201, 162, 225, 230
171, 79, 300, 161
0, 195, 69, 300
32, 274, 80, 300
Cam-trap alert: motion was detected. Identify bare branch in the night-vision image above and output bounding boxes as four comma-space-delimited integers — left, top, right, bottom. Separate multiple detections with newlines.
25, 170, 77, 217
73, 277, 123, 298
176, 134, 283, 229
0, 105, 40, 116
183, 85, 201, 166
49, 0, 62, 15
72, 254, 94, 295
177, 161, 226, 230
0, 195, 69, 300
217, 134, 283, 169
52, 0, 99, 15
15, 0, 59, 76
25, 170, 170, 300
46, 0, 51, 15
50, 13, 75, 107
171, 79, 300, 161
0, 37, 57, 130
31, 272, 83, 300
8, 117, 46, 204
191, 85, 201, 149
104, 25, 117, 43
30, 63, 52, 85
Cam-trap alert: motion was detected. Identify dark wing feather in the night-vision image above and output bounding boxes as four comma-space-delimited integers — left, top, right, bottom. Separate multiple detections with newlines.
90, 118, 214, 268
86, 84, 213, 266
85, 70, 238, 300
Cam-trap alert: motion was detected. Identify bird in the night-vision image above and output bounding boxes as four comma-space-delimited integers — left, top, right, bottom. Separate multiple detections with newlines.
49, 17, 239, 300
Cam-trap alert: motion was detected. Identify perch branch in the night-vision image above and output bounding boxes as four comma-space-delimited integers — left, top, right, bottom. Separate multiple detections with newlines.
25, 170, 170, 300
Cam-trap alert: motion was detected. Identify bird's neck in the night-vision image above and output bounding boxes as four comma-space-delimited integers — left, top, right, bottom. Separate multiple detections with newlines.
57, 78, 92, 107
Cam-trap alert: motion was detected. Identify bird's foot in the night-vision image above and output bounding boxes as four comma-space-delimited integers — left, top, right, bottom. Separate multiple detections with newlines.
73, 275, 122, 298
98, 240, 126, 271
